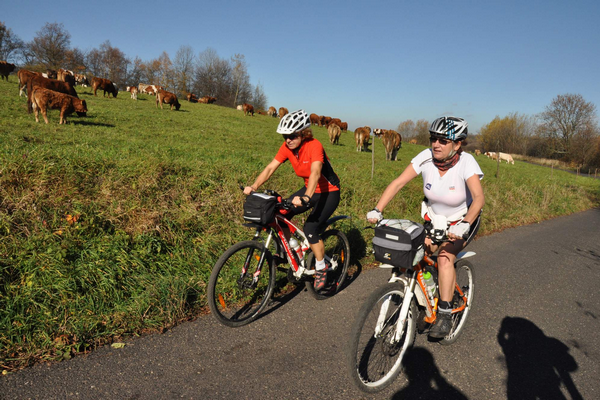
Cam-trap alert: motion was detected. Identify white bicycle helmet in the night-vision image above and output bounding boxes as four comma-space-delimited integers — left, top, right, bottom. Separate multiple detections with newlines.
276, 109, 311, 134
429, 116, 468, 141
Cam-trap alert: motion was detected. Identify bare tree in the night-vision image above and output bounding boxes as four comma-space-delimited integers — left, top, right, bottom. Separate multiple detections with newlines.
28, 22, 71, 69
64, 47, 87, 73
231, 53, 251, 107
173, 45, 195, 96
414, 119, 430, 145
156, 51, 174, 90
539, 94, 598, 158
252, 82, 268, 111
193, 47, 232, 104
0, 21, 24, 62
397, 120, 416, 139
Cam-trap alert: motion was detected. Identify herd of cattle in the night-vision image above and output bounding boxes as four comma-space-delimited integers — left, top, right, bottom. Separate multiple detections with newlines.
1, 61, 514, 164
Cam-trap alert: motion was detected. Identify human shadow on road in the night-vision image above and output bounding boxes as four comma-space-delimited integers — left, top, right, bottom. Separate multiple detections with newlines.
341, 227, 367, 290
391, 347, 468, 399
497, 316, 583, 400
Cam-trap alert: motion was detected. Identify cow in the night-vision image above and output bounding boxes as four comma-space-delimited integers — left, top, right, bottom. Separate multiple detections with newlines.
237, 104, 243, 111
354, 126, 371, 152
45, 69, 58, 79
243, 103, 254, 116
198, 95, 216, 104
18, 69, 42, 97
499, 152, 515, 164
309, 113, 320, 125
0, 61, 16, 81
127, 86, 139, 100
257, 110, 267, 115
91, 77, 118, 97
187, 93, 198, 102
138, 84, 162, 95
74, 73, 90, 87
30, 86, 87, 124
57, 69, 76, 87
328, 118, 343, 129
328, 123, 341, 145
485, 151, 498, 160
409, 138, 418, 145
156, 89, 181, 110
267, 106, 277, 117
474, 149, 481, 156
320, 116, 332, 127
278, 107, 289, 118
340, 122, 348, 132
374, 129, 401, 161
26, 75, 79, 113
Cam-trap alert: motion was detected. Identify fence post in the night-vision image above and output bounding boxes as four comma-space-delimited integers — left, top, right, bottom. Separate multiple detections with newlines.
371, 135, 375, 179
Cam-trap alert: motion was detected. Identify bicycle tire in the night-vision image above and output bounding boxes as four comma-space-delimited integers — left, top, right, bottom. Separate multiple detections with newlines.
304, 229, 350, 300
347, 283, 417, 393
207, 240, 276, 327
440, 259, 475, 345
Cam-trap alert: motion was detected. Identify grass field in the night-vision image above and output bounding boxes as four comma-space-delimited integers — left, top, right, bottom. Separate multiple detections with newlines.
1, 77, 599, 371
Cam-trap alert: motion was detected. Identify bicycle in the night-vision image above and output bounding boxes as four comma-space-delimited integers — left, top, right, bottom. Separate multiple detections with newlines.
207, 189, 351, 327
347, 219, 475, 392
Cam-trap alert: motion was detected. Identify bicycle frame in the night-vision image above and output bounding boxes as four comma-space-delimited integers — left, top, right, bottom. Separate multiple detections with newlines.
379, 251, 475, 343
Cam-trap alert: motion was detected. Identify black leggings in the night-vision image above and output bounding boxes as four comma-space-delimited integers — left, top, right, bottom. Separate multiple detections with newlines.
287, 188, 340, 244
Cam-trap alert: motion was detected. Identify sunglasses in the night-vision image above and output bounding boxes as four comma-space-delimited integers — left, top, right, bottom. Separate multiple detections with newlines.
429, 137, 452, 145
283, 133, 300, 141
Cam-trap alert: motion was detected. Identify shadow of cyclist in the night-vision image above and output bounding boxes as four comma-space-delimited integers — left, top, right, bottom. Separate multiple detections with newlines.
392, 347, 468, 400
344, 227, 367, 285
498, 316, 583, 400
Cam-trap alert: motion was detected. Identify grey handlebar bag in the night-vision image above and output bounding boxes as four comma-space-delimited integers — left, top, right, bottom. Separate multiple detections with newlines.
373, 219, 426, 269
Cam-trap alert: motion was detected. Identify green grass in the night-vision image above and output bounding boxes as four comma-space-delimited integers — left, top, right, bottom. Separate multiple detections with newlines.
1, 78, 599, 370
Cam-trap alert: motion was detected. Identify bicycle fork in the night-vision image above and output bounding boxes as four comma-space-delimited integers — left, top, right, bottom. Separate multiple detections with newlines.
374, 271, 418, 343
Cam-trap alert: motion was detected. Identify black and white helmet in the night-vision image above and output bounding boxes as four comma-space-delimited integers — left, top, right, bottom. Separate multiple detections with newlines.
277, 109, 311, 134
429, 116, 468, 141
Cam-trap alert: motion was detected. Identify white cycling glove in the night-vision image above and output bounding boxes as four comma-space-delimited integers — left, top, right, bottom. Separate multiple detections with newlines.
449, 221, 470, 239
366, 208, 383, 223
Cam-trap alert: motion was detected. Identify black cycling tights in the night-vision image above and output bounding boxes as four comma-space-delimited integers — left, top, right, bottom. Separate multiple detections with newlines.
287, 188, 340, 245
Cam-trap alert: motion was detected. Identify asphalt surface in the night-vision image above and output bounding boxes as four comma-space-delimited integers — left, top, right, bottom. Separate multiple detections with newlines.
2, 209, 600, 399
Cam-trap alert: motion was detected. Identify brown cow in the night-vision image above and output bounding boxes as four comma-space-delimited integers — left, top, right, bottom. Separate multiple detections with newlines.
354, 126, 371, 152
31, 86, 87, 124
328, 124, 342, 145
409, 138, 418, 145
128, 86, 139, 100
320, 116, 332, 127
328, 118, 342, 128
278, 107, 289, 118
340, 122, 348, 131
267, 106, 277, 117
0, 61, 16, 81
243, 103, 254, 116
91, 77, 118, 97
198, 95, 217, 104
18, 69, 42, 97
74, 73, 89, 87
156, 89, 181, 110
309, 113, 320, 125
474, 149, 481, 156
187, 93, 198, 102
57, 69, 76, 87
374, 129, 401, 161
26, 75, 79, 113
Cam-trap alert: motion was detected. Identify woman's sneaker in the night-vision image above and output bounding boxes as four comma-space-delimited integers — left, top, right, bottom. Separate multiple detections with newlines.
429, 310, 453, 338
313, 266, 330, 291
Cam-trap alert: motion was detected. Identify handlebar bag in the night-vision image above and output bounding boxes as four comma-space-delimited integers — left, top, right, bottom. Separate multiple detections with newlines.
243, 193, 277, 225
373, 219, 426, 269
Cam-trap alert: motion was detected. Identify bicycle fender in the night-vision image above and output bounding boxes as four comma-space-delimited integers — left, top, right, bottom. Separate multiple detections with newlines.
456, 251, 476, 260
325, 215, 351, 227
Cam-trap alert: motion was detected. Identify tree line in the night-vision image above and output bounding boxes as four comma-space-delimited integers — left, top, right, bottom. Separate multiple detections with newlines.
0, 21, 268, 110
396, 95, 600, 173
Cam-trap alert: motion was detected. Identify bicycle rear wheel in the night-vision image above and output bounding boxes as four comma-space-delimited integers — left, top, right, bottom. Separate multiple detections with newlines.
208, 241, 276, 327
347, 283, 416, 393
440, 259, 475, 345
305, 229, 350, 300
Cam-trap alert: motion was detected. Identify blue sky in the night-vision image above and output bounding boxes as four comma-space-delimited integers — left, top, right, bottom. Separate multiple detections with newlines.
4, 0, 599, 133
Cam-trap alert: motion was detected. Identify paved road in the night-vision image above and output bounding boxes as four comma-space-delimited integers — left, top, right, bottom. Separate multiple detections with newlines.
2, 209, 600, 399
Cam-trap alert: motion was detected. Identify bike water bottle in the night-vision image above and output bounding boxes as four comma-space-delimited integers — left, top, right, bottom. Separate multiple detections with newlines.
289, 237, 303, 258
422, 271, 436, 302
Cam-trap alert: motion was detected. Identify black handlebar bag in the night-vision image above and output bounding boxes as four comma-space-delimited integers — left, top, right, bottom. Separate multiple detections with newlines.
243, 193, 277, 225
373, 219, 426, 269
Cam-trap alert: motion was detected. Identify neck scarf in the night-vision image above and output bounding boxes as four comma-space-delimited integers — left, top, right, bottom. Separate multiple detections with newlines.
433, 148, 462, 171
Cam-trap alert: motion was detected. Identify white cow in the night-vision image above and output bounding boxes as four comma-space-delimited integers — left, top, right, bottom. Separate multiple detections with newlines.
499, 152, 515, 164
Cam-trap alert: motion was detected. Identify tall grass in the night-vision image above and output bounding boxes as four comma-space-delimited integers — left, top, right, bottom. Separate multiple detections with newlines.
0, 78, 599, 370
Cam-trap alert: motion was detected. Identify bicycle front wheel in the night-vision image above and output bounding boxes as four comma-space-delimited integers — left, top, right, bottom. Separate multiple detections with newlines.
347, 283, 416, 393
305, 229, 350, 300
440, 259, 475, 345
207, 241, 276, 327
